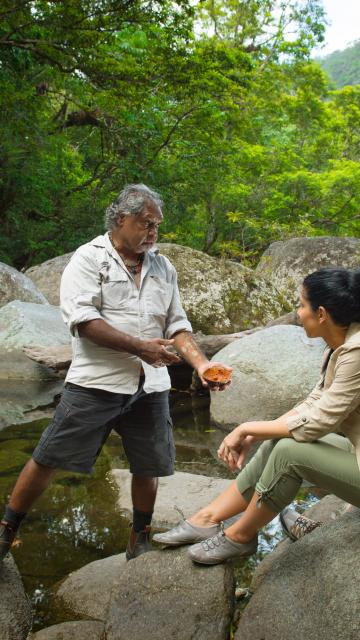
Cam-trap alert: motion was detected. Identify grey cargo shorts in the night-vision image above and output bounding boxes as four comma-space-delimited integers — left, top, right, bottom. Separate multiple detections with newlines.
32, 380, 175, 476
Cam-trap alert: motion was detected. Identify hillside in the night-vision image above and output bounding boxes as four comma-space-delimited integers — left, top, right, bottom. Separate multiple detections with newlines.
317, 40, 360, 88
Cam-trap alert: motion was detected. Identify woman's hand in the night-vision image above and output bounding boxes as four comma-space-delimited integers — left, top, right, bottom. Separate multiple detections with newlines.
217, 426, 256, 471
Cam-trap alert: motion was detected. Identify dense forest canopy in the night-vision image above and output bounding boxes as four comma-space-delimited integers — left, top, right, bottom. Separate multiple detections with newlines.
0, 0, 359, 269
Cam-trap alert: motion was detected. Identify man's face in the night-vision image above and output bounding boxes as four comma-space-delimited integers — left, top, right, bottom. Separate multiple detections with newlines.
116, 202, 163, 254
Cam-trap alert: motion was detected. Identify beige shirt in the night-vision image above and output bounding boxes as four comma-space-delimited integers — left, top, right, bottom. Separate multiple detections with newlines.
287, 323, 360, 470
60, 233, 192, 394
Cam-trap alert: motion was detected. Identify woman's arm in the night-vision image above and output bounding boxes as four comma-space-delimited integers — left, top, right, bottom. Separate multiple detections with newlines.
218, 410, 297, 471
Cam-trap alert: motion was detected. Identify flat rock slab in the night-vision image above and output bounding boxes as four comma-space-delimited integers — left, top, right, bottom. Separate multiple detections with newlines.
236, 513, 360, 640
0, 555, 32, 640
109, 470, 231, 527
105, 547, 234, 640
28, 621, 105, 640
54, 554, 127, 622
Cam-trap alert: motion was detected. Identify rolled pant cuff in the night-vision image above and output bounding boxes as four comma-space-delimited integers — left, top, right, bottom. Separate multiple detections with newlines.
255, 481, 287, 513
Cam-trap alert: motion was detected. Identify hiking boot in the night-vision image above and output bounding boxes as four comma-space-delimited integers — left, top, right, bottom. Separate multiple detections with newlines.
126, 525, 152, 561
152, 520, 221, 547
0, 521, 16, 561
188, 524, 258, 565
280, 506, 322, 541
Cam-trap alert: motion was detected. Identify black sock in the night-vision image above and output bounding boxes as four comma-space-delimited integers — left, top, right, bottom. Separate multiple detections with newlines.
132, 509, 153, 533
3, 506, 27, 531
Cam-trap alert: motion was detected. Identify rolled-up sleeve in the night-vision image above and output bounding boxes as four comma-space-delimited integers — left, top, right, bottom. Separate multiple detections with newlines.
287, 347, 360, 442
60, 248, 102, 337
164, 266, 192, 339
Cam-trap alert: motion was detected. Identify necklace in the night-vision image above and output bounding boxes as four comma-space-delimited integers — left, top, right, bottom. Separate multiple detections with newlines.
109, 233, 144, 275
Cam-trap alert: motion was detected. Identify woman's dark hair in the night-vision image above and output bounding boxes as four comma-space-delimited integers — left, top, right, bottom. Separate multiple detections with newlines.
303, 267, 360, 326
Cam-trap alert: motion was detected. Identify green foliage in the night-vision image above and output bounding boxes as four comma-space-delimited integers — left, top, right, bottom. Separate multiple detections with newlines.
317, 40, 360, 88
0, 0, 358, 270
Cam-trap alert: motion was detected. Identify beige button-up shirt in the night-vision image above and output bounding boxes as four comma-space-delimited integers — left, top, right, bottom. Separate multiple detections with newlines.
60, 233, 192, 394
287, 323, 360, 470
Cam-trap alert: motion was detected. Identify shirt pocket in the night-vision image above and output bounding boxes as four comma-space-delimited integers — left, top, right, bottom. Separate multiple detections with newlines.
101, 273, 130, 309
145, 275, 173, 317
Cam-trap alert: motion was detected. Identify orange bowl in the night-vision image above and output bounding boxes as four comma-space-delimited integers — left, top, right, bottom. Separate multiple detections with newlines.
202, 365, 232, 384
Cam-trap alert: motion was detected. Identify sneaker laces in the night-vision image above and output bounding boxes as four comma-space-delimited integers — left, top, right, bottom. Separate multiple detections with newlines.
290, 515, 322, 540
201, 521, 225, 551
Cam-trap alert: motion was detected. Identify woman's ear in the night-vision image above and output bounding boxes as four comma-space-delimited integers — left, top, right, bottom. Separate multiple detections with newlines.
317, 305, 328, 324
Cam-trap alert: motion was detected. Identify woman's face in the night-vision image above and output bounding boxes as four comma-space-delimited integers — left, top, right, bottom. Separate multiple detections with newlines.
297, 288, 323, 338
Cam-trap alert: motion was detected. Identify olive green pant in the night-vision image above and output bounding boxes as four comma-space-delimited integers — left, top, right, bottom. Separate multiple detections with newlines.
236, 434, 360, 512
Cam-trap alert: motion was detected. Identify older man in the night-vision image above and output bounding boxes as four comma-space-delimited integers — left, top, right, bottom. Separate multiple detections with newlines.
0, 184, 231, 561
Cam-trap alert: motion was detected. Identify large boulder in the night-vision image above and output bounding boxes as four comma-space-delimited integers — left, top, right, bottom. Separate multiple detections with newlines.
25, 253, 74, 306
54, 554, 127, 622
158, 243, 290, 333
0, 301, 70, 379
235, 511, 360, 640
26, 245, 289, 334
210, 325, 324, 428
28, 621, 105, 640
105, 548, 234, 640
53, 548, 234, 640
250, 495, 349, 592
109, 470, 231, 528
0, 262, 48, 309
256, 236, 360, 306
0, 555, 32, 640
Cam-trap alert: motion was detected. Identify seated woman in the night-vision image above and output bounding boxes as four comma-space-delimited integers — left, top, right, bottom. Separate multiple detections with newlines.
153, 267, 360, 564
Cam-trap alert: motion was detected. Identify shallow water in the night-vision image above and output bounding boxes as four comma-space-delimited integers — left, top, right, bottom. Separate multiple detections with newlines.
0, 383, 319, 631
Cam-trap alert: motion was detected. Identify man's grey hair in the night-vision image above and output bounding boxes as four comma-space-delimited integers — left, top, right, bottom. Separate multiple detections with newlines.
104, 184, 163, 231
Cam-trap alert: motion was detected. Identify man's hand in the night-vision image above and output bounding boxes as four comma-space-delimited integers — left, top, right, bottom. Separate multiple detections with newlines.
138, 338, 181, 367
197, 361, 233, 392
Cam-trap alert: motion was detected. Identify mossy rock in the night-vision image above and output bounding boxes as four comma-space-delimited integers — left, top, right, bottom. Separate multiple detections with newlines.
158, 243, 290, 334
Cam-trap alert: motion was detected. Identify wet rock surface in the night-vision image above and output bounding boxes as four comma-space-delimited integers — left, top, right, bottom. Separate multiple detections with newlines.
210, 325, 324, 428
0, 262, 48, 309
0, 555, 32, 640
0, 379, 63, 431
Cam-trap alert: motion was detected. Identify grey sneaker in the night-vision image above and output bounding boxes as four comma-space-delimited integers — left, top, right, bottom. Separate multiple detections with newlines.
152, 520, 221, 547
188, 526, 258, 565
126, 526, 152, 561
280, 506, 322, 542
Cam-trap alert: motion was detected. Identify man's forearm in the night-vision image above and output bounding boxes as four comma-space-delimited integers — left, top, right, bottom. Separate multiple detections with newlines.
78, 319, 141, 355
172, 331, 209, 370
